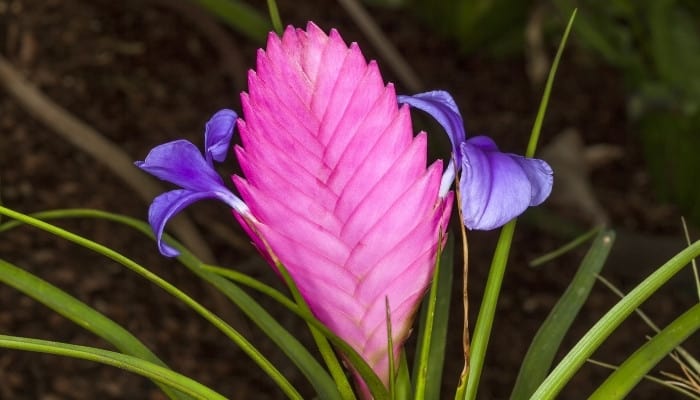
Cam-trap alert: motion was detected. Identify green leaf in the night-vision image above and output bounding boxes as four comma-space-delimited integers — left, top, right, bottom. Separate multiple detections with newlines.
458, 221, 516, 400
395, 351, 412, 400
0, 259, 191, 400
201, 264, 299, 313
0, 208, 342, 400
188, 0, 270, 42
510, 229, 615, 400
206, 260, 386, 399
387, 298, 397, 400
531, 239, 700, 399
0, 206, 302, 400
461, 13, 576, 397
529, 226, 601, 267
266, 0, 283, 34
589, 302, 700, 399
183, 258, 346, 400
413, 235, 454, 400
0, 335, 227, 400
586, 358, 700, 399
527, 8, 576, 158
552, 1, 640, 71
200, 266, 383, 399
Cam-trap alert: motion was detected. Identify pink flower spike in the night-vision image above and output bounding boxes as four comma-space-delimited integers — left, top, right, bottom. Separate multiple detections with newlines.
234, 23, 452, 394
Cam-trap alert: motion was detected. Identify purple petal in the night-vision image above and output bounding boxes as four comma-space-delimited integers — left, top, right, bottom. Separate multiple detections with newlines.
397, 90, 466, 164
136, 138, 249, 221
136, 139, 226, 193
459, 136, 553, 230
513, 156, 554, 206
148, 189, 222, 257
205, 109, 238, 164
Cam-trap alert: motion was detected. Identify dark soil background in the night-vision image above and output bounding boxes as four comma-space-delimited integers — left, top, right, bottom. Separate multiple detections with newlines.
1, 1, 698, 399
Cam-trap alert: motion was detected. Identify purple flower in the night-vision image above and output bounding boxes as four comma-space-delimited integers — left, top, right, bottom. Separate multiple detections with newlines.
134, 109, 249, 256
137, 23, 452, 395
398, 90, 553, 230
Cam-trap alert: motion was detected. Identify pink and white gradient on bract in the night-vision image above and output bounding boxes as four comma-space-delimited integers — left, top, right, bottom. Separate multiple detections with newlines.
232, 23, 453, 392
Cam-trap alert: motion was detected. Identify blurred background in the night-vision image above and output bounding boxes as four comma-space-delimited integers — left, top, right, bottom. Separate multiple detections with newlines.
1, 0, 699, 398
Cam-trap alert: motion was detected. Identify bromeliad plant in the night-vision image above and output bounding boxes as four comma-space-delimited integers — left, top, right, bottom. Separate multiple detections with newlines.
2, 8, 700, 400
135, 22, 550, 396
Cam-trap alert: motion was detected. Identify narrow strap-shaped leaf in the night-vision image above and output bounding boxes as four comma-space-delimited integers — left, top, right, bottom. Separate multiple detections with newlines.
266, 0, 283, 34
414, 235, 454, 400
201, 264, 299, 312
0, 258, 191, 400
587, 358, 700, 399
184, 256, 347, 399
0, 335, 227, 400
510, 230, 614, 400
201, 265, 385, 399
589, 302, 700, 399
0, 208, 343, 400
526, 8, 577, 158
529, 226, 600, 267
458, 221, 516, 400
386, 298, 396, 399
597, 273, 700, 378
460, 10, 577, 400
0, 206, 302, 400
395, 351, 412, 400
531, 239, 700, 399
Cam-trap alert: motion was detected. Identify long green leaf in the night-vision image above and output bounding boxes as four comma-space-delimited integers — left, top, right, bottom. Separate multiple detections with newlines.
510, 230, 615, 400
266, 0, 283, 34
201, 264, 384, 399
182, 256, 346, 399
459, 10, 576, 400
529, 226, 601, 267
0, 335, 227, 400
413, 235, 454, 400
597, 273, 700, 380
395, 351, 412, 400
459, 221, 516, 399
0, 208, 343, 400
526, 8, 576, 158
531, 239, 700, 399
0, 259, 191, 400
188, 0, 270, 42
201, 264, 299, 312
387, 298, 397, 400
0, 206, 302, 400
587, 359, 700, 399
589, 302, 700, 399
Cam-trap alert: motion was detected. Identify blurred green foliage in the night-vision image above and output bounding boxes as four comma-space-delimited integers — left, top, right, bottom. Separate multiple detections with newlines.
409, 0, 532, 55
554, 0, 700, 225
198, 0, 700, 224
367, 0, 700, 224
368, 0, 533, 55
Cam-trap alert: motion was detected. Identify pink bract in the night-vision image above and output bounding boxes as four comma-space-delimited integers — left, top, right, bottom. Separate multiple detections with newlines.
232, 23, 453, 391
